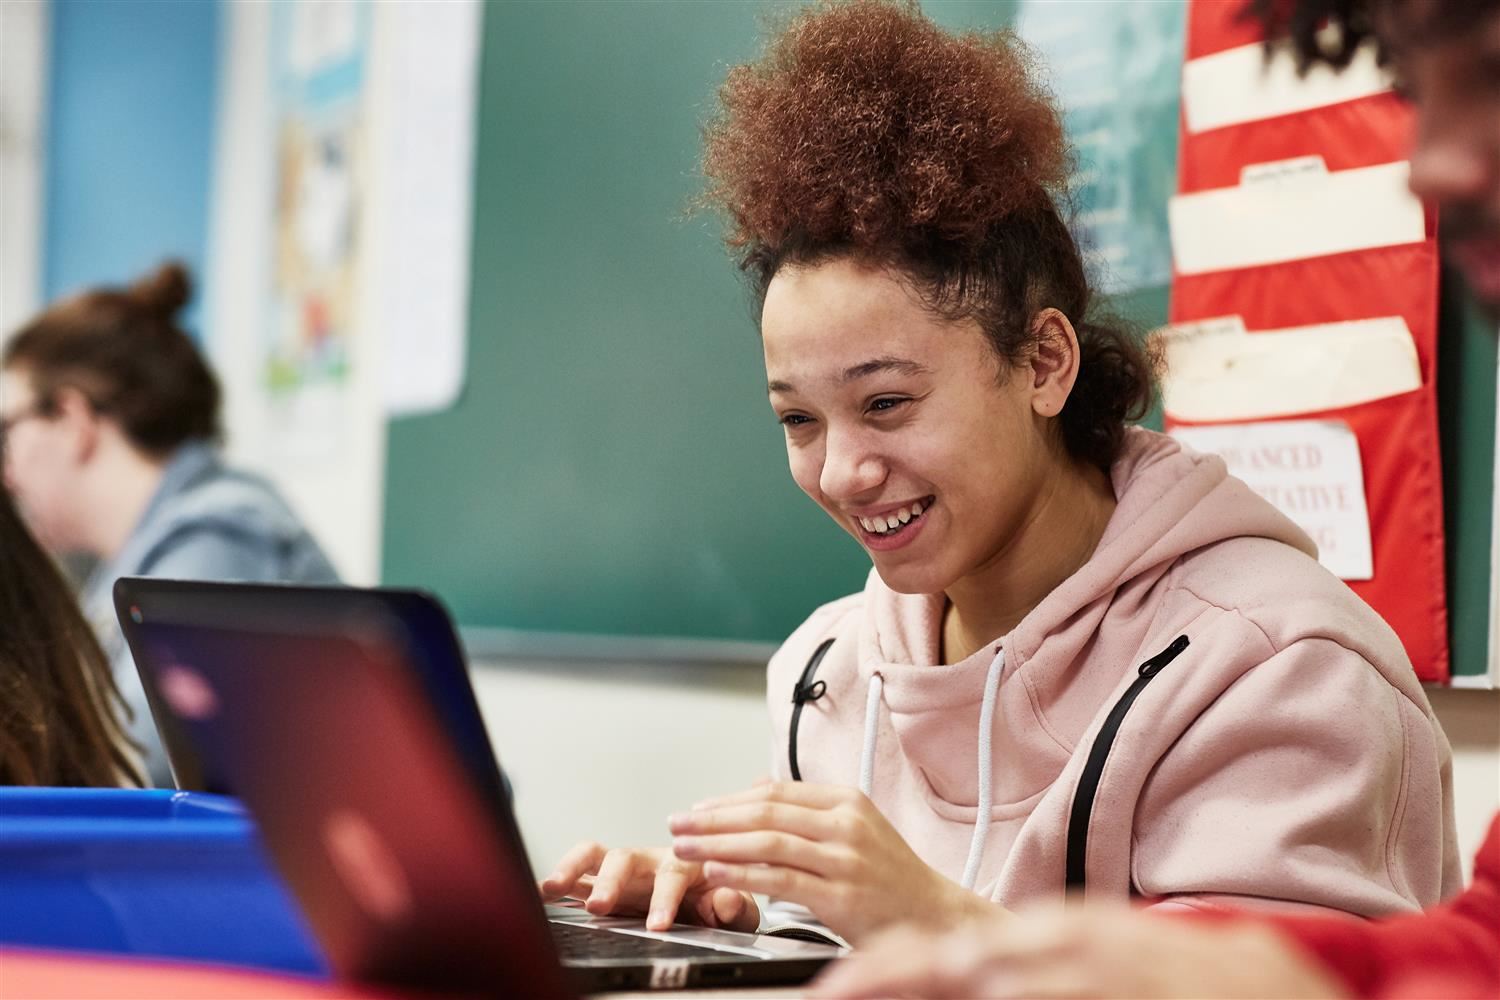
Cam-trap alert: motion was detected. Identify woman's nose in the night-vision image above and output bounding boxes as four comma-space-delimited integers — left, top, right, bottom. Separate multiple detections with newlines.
1407, 115, 1495, 210
819, 429, 886, 501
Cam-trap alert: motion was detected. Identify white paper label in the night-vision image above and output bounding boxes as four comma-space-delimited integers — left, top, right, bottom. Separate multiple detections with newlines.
1171, 420, 1374, 581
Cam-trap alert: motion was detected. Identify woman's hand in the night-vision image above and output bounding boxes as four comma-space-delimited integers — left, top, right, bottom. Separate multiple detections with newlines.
537, 842, 760, 933
808, 905, 1349, 999
668, 782, 999, 944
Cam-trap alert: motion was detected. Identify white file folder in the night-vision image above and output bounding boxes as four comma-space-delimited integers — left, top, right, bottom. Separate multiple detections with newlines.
1157, 315, 1422, 423
1169, 161, 1425, 275
1182, 39, 1391, 135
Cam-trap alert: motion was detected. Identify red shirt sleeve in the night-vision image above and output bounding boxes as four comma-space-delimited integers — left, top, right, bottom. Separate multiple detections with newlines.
1264, 814, 1500, 999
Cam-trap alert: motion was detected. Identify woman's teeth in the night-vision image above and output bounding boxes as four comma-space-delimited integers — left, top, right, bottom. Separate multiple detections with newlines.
859, 499, 930, 536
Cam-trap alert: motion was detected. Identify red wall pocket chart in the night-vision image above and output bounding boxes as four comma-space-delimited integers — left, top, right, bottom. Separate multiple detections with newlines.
1164, 0, 1448, 682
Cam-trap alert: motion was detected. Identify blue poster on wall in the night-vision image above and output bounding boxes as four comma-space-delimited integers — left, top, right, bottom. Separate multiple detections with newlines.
1017, 0, 1186, 294
264, 0, 371, 459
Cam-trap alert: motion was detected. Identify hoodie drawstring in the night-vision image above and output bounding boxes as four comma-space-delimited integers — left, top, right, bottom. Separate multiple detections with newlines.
960, 647, 1005, 890
856, 646, 1007, 892
857, 673, 883, 797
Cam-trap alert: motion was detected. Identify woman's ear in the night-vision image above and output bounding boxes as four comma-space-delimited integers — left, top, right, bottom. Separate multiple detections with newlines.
1027, 308, 1081, 417
51, 386, 103, 462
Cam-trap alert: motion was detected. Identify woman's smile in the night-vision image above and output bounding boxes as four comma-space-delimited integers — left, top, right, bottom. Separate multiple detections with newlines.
853, 496, 934, 551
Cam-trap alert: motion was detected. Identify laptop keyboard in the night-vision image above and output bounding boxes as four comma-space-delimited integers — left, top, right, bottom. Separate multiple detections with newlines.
550, 921, 730, 960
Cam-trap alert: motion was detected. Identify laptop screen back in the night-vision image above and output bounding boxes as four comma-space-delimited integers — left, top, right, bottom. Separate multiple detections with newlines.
114, 579, 575, 999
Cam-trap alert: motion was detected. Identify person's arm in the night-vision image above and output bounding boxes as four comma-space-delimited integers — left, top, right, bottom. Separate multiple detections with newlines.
809, 903, 1350, 999
1264, 814, 1500, 999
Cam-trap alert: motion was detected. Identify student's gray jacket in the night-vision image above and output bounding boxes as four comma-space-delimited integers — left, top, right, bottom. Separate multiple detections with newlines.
81, 441, 340, 785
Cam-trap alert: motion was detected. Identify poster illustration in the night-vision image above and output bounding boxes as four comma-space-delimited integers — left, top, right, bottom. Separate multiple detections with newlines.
1017, 1, 1185, 293
267, 0, 370, 455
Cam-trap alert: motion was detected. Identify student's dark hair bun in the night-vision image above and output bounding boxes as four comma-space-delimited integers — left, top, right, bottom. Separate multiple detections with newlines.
701, 0, 1158, 472
128, 261, 193, 319
2, 261, 221, 455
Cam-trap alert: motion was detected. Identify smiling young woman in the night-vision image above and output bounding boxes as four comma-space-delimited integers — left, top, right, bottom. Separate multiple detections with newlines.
539, 0, 1460, 945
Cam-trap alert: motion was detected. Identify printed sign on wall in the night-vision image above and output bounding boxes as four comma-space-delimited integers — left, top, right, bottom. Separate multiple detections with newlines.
1171, 420, 1374, 580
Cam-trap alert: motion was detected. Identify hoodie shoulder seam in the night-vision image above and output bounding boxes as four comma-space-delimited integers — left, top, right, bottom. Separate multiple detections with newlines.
1176, 579, 1427, 713
1170, 579, 1277, 659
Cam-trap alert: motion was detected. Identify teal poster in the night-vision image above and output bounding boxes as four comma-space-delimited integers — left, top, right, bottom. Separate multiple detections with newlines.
1017, 0, 1186, 293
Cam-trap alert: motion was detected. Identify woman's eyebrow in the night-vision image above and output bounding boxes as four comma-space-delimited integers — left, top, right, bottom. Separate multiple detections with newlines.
840, 357, 933, 382
767, 357, 933, 395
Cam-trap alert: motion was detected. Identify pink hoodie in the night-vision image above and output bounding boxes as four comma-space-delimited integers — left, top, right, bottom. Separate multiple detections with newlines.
767, 428, 1461, 917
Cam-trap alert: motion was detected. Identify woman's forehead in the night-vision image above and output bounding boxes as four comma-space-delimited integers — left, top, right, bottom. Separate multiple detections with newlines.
762, 311, 988, 394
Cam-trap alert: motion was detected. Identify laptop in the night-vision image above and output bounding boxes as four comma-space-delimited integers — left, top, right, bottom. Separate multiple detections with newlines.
114, 578, 842, 996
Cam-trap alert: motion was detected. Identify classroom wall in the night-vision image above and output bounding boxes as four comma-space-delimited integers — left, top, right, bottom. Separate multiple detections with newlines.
207, 0, 386, 584
0, 1, 48, 335
200, 0, 1495, 893
35, 0, 1494, 896
42, 0, 220, 333
474, 658, 1500, 886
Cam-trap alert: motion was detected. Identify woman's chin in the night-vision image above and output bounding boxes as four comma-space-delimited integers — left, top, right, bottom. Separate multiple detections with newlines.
871, 561, 949, 596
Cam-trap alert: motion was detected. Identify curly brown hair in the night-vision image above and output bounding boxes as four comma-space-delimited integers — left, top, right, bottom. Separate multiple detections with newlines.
701, 0, 1158, 471
3, 261, 221, 459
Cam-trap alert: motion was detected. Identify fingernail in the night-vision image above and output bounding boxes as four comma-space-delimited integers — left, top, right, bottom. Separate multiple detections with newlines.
648, 908, 670, 928
667, 812, 690, 831
672, 836, 698, 856
701, 861, 727, 882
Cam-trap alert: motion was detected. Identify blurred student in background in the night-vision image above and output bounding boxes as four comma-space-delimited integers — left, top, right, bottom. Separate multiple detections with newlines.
812, 0, 1500, 995
0, 485, 142, 787
1, 261, 339, 786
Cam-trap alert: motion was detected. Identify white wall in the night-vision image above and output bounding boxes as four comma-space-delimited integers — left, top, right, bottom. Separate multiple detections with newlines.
0, 0, 47, 337
1427, 687, 1500, 879
473, 659, 1500, 885
471, 657, 769, 878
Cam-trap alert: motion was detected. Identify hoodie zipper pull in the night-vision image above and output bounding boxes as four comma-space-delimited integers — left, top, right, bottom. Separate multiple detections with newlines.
1139, 634, 1190, 677
1066, 633, 1193, 891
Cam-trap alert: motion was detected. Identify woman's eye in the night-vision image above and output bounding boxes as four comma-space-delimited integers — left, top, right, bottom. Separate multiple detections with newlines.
869, 397, 909, 414
779, 413, 813, 427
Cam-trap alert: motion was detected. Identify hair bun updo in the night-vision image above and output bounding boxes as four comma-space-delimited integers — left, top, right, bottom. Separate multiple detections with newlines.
702, 0, 1071, 256
700, 0, 1160, 473
127, 261, 193, 319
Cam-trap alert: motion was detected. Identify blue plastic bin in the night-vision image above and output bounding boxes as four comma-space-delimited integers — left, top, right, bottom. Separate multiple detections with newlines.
0, 787, 327, 975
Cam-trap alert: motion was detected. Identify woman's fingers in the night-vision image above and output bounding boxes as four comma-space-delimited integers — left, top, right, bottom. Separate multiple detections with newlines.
699, 859, 823, 903
586, 847, 651, 915
669, 800, 843, 841
685, 886, 760, 932
645, 855, 699, 930
673, 829, 854, 880
692, 781, 853, 812
708, 887, 761, 932
539, 840, 608, 898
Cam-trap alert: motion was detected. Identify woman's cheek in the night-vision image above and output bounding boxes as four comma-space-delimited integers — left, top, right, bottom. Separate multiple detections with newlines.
786, 442, 825, 503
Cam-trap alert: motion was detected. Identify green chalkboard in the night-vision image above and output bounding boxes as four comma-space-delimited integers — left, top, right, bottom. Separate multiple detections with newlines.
1438, 268, 1497, 680
380, 1, 1034, 648
382, 1, 1494, 678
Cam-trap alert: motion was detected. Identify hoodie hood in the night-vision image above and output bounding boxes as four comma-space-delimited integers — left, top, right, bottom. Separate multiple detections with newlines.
849, 428, 1318, 823
868, 427, 1316, 669
766, 428, 1456, 914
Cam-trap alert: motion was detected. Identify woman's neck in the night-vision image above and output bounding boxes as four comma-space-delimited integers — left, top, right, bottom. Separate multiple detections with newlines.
940, 457, 1116, 665
79, 439, 170, 562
